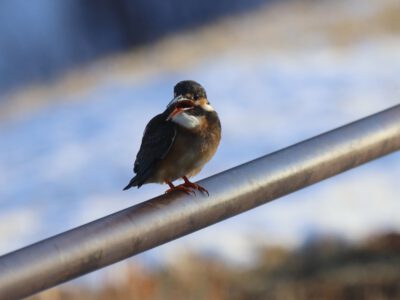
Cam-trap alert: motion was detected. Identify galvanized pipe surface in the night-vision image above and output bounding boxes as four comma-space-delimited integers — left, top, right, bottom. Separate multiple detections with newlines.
1, 105, 400, 299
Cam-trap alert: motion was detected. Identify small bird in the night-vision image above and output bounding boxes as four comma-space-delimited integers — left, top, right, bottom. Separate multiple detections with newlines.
123, 80, 221, 195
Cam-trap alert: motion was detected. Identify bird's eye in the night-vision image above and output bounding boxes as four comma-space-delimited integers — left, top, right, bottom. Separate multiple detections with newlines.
194, 94, 199, 100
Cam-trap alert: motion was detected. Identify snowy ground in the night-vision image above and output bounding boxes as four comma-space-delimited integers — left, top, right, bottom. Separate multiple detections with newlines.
0, 0, 399, 283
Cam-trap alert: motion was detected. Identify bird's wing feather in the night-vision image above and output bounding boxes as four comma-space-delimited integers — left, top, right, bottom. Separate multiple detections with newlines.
133, 112, 176, 186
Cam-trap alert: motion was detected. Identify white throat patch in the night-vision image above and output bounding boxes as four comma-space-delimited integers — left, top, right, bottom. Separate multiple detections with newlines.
201, 103, 214, 111
171, 112, 201, 129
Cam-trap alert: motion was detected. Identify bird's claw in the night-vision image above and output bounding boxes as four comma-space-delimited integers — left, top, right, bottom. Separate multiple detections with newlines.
164, 178, 209, 196
165, 185, 196, 196
181, 181, 209, 196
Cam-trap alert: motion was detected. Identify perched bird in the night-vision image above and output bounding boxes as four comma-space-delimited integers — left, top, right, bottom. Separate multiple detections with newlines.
123, 80, 221, 195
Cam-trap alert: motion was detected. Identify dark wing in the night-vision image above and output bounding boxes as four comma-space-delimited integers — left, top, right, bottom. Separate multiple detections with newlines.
133, 112, 176, 187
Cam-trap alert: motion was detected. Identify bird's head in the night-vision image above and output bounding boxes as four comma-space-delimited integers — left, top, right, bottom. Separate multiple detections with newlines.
166, 80, 214, 123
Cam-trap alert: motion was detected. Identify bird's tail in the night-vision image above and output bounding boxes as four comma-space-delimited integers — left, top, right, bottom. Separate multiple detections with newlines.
123, 176, 138, 191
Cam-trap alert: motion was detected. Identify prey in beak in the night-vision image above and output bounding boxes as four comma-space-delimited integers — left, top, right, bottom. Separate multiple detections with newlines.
166, 97, 195, 121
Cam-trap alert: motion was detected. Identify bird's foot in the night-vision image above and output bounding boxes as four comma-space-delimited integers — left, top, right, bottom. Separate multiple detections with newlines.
181, 176, 209, 196
164, 181, 196, 196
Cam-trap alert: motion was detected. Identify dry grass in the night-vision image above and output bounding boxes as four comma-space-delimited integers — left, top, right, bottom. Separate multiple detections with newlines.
28, 232, 400, 300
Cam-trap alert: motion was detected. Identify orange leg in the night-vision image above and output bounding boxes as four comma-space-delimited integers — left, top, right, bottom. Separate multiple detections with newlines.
164, 181, 195, 195
180, 176, 209, 196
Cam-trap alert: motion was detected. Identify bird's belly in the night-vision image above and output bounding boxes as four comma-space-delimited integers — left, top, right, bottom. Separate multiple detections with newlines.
150, 129, 220, 183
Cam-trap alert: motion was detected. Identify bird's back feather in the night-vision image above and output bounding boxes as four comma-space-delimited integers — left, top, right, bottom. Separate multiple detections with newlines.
123, 109, 177, 190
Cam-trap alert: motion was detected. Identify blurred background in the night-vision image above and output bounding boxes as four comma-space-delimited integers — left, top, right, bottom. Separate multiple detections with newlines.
0, 0, 400, 299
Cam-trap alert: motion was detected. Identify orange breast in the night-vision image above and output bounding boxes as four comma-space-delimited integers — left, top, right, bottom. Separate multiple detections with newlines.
148, 112, 221, 183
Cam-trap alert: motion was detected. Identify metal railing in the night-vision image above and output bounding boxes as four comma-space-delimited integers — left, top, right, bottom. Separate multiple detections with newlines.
1, 104, 400, 299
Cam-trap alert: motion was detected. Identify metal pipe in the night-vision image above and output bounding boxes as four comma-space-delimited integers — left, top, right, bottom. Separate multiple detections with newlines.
1, 105, 400, 299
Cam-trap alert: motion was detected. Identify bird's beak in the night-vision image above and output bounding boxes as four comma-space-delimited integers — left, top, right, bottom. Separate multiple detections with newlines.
167, 95, 187, 107
166, 97, 195, 121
